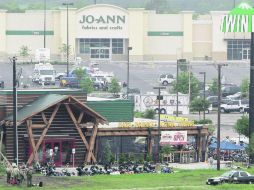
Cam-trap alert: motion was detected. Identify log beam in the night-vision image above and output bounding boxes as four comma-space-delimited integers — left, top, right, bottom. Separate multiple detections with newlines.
85, 121, 98, 163
65, 104, 96, 163
27, 104, 60, 164
26, 120, 39, 162
31, 124, 46, 129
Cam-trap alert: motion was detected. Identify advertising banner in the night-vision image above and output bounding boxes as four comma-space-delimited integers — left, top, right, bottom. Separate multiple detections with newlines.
160, 131, 187, 145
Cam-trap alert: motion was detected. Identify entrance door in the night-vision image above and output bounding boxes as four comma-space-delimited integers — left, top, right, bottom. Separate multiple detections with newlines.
90, 48, 110, 60
41, 139, 74, 167
242, 48, 250, 60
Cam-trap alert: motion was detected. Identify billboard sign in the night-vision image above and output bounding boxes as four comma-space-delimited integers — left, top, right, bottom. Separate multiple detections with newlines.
160, 131, 187, 145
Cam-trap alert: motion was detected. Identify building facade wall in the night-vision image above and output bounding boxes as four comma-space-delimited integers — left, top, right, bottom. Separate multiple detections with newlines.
0, 10, 7, 58
0, 5, 251, 62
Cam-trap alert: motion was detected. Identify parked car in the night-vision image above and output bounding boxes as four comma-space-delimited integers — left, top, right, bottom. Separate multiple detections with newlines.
220, 99, 249, 113
206, 96, 230, 108
226, 92, 242, 100
91, 77, 107, 90
158, 74, 175, 86
55, 72, 66, 81
60, 77, 79, 88
206, 170, 254, 185
222, 86, 241, 97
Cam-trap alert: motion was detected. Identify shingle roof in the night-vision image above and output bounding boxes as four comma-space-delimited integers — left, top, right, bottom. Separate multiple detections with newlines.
5, 94, 106, 125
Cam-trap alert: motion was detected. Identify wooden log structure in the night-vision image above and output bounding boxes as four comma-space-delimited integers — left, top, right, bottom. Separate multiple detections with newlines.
2, 95, 106, 166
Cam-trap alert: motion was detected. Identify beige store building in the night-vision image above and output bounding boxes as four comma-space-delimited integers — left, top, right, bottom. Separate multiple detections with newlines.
0, 4, 251, 62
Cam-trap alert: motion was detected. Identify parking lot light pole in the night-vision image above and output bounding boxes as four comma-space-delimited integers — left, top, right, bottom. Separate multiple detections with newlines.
153, 86, 166, 163
62, 2, 73, 77
199, 72, 206, 120
127, 47, 132, 99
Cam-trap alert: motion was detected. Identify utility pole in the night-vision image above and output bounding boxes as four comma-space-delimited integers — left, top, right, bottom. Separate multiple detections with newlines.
217, 64, 227, 170
12, 57, 18, 165
154, 86, 166, 163
127, 47, 132, 99
62, 2, 73, 77
176, 60, 179, 117
199, 72, 206, 120
249, 32, 254, 163
44, 0, 46, 48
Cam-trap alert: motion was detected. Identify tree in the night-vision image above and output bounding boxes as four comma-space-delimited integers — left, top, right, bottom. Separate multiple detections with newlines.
59, 43, 72, 60
109, 77, 121, 95
119, 153, 126, 164
190, 97, 210, 119
240, 78, 249, 97
161, 145, 173, 155
171, 71, 199, 100
234, 115, 249, 138
209, 78, 218, 95
75, 67, 86, 81
80, 77, 93, 94
103, 141, 113, 165
19, 45, 30, 62
143, 109, 155, 119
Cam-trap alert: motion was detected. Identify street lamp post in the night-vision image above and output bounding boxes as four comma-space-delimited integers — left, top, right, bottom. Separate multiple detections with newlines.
153, 86, 166, 163
199, 72, 206, 120
127, 47, 132, 99
62, 2, 73, 77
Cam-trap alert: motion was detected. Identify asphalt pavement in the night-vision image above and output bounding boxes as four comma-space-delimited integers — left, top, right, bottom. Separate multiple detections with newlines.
0, 61, 250, 93
185, 112, 244, 139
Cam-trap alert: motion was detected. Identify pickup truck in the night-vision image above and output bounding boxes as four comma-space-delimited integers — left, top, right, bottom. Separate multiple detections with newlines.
206, 170, 254, 185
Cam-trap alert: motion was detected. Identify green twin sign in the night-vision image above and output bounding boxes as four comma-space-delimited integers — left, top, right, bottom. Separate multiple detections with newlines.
221, 3, 254, 33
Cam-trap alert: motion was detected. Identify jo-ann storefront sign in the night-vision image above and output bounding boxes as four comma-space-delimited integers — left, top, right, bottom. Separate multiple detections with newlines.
76, 5, 128, 38
221, 3, 254, 33
118, 115, 194, 128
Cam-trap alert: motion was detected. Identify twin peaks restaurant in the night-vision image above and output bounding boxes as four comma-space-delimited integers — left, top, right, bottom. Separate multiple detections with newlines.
0, 89, 209, 166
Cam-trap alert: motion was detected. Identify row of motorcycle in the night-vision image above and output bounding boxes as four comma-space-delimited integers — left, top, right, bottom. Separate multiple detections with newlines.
208, 151, 249, 163
33, 162, 174, 177
76, 162, 173, 176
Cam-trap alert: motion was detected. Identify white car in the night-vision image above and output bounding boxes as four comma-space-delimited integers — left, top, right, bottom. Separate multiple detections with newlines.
159, 74, 175, 86
226, 92, 242, 100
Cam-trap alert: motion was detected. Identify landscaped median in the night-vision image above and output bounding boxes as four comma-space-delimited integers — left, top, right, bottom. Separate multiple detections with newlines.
1, 168, 254, 190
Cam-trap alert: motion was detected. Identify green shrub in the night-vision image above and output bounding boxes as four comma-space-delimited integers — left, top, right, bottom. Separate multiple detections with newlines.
194, 119, 212, 124
146, 153, 153, 162
134, 111, 143, 118
119, 153, 126, 164
143, 109, 155, 119
128, 153, 135, 162
161, 145, 173, 155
